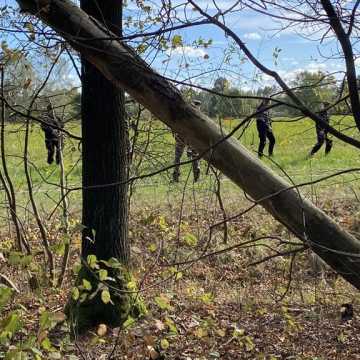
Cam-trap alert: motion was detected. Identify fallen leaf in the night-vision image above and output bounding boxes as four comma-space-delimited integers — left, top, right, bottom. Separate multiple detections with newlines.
144, 334, 156, 346
97, 324, 107, 337
154, 319, 166, 331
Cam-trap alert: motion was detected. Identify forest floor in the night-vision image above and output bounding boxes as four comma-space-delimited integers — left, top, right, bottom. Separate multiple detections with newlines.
75, 195, 360, 360
1, 195, 360, 360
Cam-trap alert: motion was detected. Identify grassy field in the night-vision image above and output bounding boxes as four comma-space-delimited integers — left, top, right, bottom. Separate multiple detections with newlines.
1, 114, 360, 220
237, 116, 360, 181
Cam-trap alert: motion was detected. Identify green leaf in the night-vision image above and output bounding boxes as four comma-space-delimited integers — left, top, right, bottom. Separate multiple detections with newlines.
87, 255, 98, 269
98, 269, 108, 281
175, 271, 183, 280
8, 252, 33, 267
49, 352, 62, 359
337, 332, 347, 343
71, 287, 79, 301
5, 349, 26, 360
24, 22, 35, 41
0, 312, 22, 343
0, 287, 13, 311
72, 263, 82, 274
158, 216, 168, 231
171, 35, 183, 48
199, 292, 214, 305
30, 347, 43, 357
154, 294, 173, 311
39, 311, 53, 331
123, 315, 135, 329
168, 267, 182, 281
50, 242, 65, 256
82, 279, 92, 291
20, 255, 33, 267
61, 234, 71, 245
164, 317, 178, 334
183, 233, 198, 247
127, 280, 137, 291
148, 243, 157, 252
160, 338, 169, 350
244, 336, 255, 352
101, 289, 111, 304
232, 327, 245, 338
100, 257, 123, 269
194, 327, 208, 338
41, 337, 52, 351
136, 43, 148, 54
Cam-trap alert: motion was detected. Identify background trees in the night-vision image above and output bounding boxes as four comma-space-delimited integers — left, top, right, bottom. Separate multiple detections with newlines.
283, 71, 338, 116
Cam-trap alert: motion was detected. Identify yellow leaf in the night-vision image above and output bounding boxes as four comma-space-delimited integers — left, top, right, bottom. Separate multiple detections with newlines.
72, 287, 79, 301
148, 243, 157, 252
82, 279, 92, 291
194, 327, 208, 338
101, 289, 111, 304
160, 338, 170, 349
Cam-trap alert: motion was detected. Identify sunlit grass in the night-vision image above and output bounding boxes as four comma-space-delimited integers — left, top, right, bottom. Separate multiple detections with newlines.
2, 114, 360, 219
235, 115, 360, 189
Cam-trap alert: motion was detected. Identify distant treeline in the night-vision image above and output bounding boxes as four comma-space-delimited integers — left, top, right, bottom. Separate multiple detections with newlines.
180, 71, 353, 119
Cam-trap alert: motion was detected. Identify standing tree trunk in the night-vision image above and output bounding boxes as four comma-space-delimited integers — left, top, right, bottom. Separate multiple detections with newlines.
67, 0, 137, 333
80, 0, 129, 265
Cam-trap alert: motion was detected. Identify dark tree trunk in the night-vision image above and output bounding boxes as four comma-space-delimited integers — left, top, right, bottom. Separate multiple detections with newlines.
80, 0, 129, 264
65, 0, 142, 334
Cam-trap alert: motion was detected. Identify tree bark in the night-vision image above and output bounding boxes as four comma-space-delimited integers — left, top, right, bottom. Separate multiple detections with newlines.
66, 0, 133, 332
80, 0, 129, 264
320, 0, 360, 130
16, 0, 360, 290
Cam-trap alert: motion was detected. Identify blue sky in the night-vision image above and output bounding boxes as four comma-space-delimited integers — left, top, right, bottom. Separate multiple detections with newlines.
122, 0, 355, 91
2, 0, 356, 91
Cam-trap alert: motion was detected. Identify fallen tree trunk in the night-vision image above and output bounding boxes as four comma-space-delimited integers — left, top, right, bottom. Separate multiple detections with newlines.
17, 0, 360, 289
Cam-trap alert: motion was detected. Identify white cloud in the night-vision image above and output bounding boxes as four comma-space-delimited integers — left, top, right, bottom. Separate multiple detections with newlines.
256, 61, 344, 88
244, 32, 262, 40
305, 62, 327, 72
168, 46, 208, 58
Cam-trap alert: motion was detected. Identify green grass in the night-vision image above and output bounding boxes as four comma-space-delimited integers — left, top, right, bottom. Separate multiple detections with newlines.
2, 122, 82, 217
2, 115, 360, 220
233, 115, 360, 192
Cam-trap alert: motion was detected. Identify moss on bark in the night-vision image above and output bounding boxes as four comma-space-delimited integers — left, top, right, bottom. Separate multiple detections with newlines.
65, 265, 146, 335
